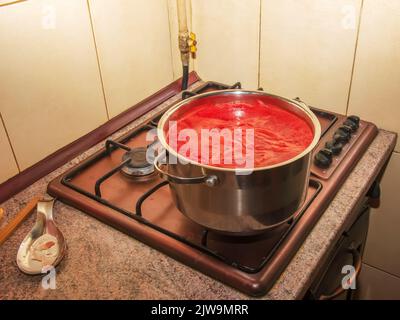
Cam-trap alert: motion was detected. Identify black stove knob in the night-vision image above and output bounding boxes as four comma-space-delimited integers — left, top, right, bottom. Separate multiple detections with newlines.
325, 140, 343, 155
340, 125, 352, 135
343, 118, 359, 132
314, 148, 333, 168
347, 115, 360, 126
333, 126, 351, 143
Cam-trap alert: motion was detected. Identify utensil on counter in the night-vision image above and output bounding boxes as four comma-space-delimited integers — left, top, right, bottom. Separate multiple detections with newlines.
0, 197, 40, 246
0, 207, 4, 225
17, 197, 66, 275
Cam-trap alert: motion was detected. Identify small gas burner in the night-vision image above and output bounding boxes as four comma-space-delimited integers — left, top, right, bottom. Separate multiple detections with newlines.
121, 147, 155, 180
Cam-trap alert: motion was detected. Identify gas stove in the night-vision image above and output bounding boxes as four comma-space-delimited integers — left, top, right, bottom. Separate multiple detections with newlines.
47, 79, 378, 296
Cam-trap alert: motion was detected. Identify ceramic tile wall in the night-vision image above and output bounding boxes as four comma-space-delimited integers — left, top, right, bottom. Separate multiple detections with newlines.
347, 0, 400, 152
259, 0, 362, 114
0, 0, 107, 170
190, 0, 260, 89
88, 0, 174, 118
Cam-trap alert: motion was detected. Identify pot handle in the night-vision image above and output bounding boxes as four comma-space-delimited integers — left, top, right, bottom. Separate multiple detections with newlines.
154, 153, 218, 186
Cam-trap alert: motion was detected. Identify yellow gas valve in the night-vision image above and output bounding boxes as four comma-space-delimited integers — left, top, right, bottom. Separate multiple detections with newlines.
189, 32, 197, 58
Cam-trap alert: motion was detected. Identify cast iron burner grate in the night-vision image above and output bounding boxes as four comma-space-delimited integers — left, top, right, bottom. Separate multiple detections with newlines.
63, 151, 321, 273
62, 124, 322, 273
60, 81, 326, 274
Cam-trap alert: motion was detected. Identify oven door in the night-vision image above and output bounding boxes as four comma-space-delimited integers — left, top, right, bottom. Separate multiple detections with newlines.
305, 204, 370, 300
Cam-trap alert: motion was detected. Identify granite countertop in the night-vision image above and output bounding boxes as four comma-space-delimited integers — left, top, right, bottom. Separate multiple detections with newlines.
0, 84, 397, 300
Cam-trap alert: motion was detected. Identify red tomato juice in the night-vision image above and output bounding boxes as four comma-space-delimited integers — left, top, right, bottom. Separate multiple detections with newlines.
165, 99, 314, 168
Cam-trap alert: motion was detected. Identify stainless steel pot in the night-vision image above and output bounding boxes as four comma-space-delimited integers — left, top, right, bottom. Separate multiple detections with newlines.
155, 90, 321, 235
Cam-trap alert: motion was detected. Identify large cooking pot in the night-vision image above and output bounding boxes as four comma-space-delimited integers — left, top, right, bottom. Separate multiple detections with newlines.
154, 90, 321, 235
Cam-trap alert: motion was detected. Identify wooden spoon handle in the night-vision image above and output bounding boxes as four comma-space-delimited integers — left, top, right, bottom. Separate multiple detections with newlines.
0, 197, 41, 246
0, 207, 4, 224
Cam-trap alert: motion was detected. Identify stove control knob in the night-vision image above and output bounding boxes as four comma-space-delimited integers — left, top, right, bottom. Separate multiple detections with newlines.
347, 115, 360, 126
314, 148, 333, 168
333, 126, 351, 143
340, 125, 352, 135
343, 118, 359, 132
325, 140, 343, 155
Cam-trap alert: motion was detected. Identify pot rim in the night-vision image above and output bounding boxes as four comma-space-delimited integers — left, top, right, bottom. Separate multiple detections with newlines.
157, 89, 321, 172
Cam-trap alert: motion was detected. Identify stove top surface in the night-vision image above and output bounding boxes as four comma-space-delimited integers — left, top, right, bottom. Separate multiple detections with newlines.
48, 80, 378, 296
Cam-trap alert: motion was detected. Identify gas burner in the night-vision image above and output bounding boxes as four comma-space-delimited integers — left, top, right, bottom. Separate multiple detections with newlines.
121, 147, 155, 180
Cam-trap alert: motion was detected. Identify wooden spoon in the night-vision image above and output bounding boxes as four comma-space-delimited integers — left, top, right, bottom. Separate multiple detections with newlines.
0, 197, 40, 246
0, 207, 4, 225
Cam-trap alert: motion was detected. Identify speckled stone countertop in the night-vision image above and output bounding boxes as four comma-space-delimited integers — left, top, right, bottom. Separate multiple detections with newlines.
0, 83, 397, 300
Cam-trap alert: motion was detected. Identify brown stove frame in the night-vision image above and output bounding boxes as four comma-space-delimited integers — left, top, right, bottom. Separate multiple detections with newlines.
48, 79, 378, 296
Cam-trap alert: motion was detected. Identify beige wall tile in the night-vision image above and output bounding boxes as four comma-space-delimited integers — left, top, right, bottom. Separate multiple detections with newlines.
348, 0, 400, 151
357, 264, 400, 300
0, 0, 108, 170
191, 0, 260, 89
89, 0, 174, 118
0, 117, 19, 183
260, 0, 361, 113
364, 152, 400, 277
